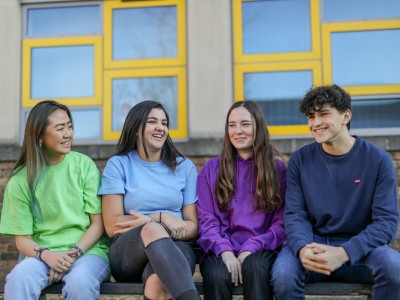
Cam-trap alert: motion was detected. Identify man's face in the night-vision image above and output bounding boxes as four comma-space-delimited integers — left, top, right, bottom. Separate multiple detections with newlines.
307, 104, 351, 145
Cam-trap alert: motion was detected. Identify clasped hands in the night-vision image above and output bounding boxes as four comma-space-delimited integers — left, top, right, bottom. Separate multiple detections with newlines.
43, 249, 78, 284
221, 250, 251, 286
114, 210, 187, 240
299, 243, 349, 276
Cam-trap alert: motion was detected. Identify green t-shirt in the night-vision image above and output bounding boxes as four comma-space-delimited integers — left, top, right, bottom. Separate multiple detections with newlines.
0, 151, 109, 262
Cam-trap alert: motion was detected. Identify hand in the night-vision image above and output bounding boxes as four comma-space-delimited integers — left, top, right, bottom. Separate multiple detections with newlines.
40, 250, 76, 273
221, 251, 242, 286
114, 210, 153, 235
299, 245, 330, 275
48, 268, 65, 284
307, 243, 349, 273
237, 251, 251, 265
160, 213, 187, 240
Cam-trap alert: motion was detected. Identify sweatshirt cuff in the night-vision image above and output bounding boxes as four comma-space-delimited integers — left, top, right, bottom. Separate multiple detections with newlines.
240, 241, 261, 254
341, 239, 364, 265
214, 243, 233, 257
290, 239, 309, 257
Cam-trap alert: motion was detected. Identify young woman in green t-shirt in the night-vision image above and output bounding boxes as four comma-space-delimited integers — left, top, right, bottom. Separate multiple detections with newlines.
0, 100, 110, 300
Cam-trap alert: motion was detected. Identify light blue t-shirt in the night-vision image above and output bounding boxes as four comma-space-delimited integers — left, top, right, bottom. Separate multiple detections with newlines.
98, 150, 198, 219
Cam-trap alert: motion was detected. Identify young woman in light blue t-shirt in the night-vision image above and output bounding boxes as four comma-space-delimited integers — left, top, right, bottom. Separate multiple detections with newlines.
99, 100, 200, 300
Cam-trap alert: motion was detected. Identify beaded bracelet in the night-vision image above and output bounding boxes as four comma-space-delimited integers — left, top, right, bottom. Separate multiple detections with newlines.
34, 247, 49, 261
70, 243, 85, 258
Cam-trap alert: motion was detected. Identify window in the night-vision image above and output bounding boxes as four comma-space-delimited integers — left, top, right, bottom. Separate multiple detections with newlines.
233, 0, 400, 136
21, 0, 187, 143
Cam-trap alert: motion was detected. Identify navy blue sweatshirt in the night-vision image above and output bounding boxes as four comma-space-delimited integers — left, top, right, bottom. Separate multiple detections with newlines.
284, 136, 398, 264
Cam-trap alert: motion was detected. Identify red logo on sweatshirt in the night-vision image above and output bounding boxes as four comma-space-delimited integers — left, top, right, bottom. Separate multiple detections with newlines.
354, 179, 361, 184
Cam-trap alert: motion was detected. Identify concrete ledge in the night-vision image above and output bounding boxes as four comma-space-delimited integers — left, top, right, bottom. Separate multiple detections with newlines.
0, 281, 372, 297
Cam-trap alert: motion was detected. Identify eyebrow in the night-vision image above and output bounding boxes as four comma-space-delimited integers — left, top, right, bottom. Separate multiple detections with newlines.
54, 121, 72, 127
148, 116, 167, 122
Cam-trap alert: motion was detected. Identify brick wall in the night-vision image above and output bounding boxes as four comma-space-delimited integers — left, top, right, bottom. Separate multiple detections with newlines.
0, 152, 399, 282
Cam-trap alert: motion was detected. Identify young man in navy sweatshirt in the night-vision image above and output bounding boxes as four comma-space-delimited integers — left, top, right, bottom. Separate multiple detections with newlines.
272, 84, 400, 299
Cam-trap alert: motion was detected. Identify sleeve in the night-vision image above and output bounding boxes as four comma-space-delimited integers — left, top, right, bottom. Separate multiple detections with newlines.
0, 176, 34, 236
239, 161, 287, 253
83, 158, 102, 214
182, 159, 198, 206
284, 153, 314, 256
196, 163, 234, 256
98, 156, 126, 195
342, 154, 399, 264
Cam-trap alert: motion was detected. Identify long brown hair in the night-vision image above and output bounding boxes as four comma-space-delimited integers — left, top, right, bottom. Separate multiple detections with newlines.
12, 100, 73, 221
115, 100, 183, 172
215, 100, 282, 212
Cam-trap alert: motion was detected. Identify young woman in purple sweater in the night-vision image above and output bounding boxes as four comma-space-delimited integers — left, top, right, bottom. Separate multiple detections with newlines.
196, 100, 287, 300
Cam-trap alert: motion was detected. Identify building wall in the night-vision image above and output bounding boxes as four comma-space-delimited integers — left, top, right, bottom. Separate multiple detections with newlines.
0, 0, 21, 144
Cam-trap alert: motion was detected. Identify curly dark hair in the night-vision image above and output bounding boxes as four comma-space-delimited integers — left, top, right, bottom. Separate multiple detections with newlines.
300, 84, 352, 129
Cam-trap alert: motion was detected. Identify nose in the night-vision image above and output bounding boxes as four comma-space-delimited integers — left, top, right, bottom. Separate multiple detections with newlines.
155, 123, 163, 131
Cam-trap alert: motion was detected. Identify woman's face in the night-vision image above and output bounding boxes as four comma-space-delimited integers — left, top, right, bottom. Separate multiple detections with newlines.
228, 106, 255, 159
41, 109, 73, 165
138, 108, 168, 155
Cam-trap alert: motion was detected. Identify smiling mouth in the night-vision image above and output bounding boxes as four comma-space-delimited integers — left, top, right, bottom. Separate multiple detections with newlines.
314, 128, 327, 133
152, 134, 163, 139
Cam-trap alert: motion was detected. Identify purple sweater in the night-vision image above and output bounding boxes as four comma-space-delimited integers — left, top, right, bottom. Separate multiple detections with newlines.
196, 156, 287, 256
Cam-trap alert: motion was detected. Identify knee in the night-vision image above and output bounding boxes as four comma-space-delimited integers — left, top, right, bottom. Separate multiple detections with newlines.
242, 252, 275, 279
200, 258, 230, 285
141, 222, 169, 246
271, 256, 302, 289
372, 247, 400, 286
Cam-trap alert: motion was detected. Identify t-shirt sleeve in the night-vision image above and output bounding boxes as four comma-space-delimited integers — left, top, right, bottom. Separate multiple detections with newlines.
0, 176, 34, 236
83, 159, 102, 214
98, 157, 126, 196
182, 159, 198, 206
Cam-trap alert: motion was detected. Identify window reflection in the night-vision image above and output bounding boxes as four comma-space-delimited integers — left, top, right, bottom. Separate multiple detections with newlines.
331, 29, 400, 86
113, 6, 177, 60
27, 5, 100, 37
31, 45, 94, 99
244, 70, 312, 125
242, 0, 311, 54
112, 77, 178, 131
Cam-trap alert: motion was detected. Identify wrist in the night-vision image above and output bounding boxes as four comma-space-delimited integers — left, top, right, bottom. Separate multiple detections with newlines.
70, 243, 85, 258
34, 247, 50, 261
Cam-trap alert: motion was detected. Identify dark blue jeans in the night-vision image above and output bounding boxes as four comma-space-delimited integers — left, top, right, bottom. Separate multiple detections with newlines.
271, 236, 400, 300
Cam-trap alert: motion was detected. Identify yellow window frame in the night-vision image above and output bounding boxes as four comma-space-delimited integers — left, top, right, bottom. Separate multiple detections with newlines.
234, 61, 322, 135
322, 20, 400, 96
103, 67, 187, 141
233, 0, 321, 64
103, 0, 186, 69
22, 36, 102, 108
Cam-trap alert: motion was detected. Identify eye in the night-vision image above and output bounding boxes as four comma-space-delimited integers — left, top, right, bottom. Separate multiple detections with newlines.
162, 122, 168, 127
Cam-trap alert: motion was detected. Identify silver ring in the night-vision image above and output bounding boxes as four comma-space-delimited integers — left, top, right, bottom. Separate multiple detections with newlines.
62, 262, 66, 266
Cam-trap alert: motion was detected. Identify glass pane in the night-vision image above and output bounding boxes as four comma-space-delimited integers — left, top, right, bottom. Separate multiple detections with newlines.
244, 70, 313, 125
112, 77, 178, 131
31, 46, 94, 99
27, 5, 100, 37
242, 0, 311, 54
331, 29, 400, 86
70, 109, 101, 140
113, 6, 177, 60
351, 98, 400, 128
323, 0, 400, 22
24, 108, 101, 140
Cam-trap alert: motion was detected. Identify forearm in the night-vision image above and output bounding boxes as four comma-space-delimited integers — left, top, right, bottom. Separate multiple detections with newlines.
16, 235, 43, 258
181, 220, 198, 240
75, 214, 104, 252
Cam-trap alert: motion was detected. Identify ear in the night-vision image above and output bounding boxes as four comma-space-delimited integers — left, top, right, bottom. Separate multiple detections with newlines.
342, 109, 352, 125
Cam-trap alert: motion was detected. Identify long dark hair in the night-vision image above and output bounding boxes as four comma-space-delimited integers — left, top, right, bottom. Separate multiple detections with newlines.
215, 100, 282, 212
12, 100, 73, 221
115, 100, 183, 172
